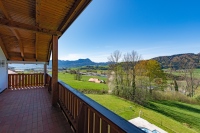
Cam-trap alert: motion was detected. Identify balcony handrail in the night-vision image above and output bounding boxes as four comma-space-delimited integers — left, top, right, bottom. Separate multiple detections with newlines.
8, 73, 44, 88
46, 74, 143, 133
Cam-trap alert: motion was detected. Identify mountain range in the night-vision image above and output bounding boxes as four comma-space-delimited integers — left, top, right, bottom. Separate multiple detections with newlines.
9, 58, 108, 69
48, 58, 108, 68
9, 53, 200, 70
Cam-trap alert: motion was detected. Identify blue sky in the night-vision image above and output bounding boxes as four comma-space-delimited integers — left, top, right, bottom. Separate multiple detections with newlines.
58, 0, 200, 62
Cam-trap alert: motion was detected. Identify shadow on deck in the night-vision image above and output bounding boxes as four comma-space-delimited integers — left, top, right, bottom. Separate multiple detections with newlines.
0, 87, 73, 133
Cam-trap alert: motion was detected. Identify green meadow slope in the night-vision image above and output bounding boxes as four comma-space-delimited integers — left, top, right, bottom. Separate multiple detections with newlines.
86, 94, 199, 133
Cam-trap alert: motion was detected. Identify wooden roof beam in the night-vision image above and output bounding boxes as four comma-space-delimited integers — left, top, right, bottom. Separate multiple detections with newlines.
10, 29, 24, 58
35, 0, 41, 61
35, 34, 38, 61
47, 39, 52, 62
0, 37, 9, 59
0, 18, 62, 36
0, 1, 11, 20
0, 1, 24, 59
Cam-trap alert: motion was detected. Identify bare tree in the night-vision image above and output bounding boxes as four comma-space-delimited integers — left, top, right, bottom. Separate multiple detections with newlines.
108, 50, 122, 95
129, 50, 141, 100
123, 53, 131, 87
182, 61, 200, 97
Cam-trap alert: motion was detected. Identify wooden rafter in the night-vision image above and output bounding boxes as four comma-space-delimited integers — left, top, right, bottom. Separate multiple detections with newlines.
35, 34, 38, 61
35, 0, 41, 61
47, 40, 52, 62
0, 18, 62, 36
10, 29, 24, 58
0, 1, 11, 20
0, 37, 9, 59
0, 1, 24, 59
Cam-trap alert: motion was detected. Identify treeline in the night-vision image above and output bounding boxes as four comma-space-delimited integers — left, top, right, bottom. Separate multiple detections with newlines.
79, 65, 108, 70
108, 50, 166, 104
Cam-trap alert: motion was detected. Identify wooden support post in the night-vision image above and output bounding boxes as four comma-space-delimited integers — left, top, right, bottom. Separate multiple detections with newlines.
44, 63, 47, 86
52, 35, 58, 106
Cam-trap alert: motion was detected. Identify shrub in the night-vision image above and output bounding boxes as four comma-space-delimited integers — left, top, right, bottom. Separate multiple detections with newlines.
78, 88, 108, 94
152, 91, 199, 105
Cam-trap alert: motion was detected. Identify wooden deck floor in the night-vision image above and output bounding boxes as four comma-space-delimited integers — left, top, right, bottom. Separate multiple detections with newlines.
0, 87, 73, 133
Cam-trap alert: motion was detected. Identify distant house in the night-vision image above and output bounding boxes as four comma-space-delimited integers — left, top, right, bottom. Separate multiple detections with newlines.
88, 78, 102, 83
8, 70, 17, 74
14, 70, 24, 73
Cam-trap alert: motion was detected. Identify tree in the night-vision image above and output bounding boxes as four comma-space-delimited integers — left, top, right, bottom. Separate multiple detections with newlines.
174, 80, 178, 91
128, 51, 141, 100
136, 60, 166, 94
181, 60, 200, 97
108, 50, 122, 95
135, 60, 148, 93
74, 69, 82, 81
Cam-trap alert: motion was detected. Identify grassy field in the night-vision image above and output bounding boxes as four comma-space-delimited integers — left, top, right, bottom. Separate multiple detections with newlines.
165, 68, 200, 78
145, 101, 200, 132
58, 72, 108, 91
86, 94, 199, 133
56, 71, 200, 132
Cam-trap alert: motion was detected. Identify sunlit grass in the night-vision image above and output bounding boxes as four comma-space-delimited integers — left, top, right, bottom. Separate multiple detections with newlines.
86, 94, 199, 133
58, 72, 108, 91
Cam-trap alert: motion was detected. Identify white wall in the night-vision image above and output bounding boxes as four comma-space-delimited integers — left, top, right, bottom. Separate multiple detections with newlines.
0, 47, 8, 93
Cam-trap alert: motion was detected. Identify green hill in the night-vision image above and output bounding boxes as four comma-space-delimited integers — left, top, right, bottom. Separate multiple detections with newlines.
152, 53, 200, 69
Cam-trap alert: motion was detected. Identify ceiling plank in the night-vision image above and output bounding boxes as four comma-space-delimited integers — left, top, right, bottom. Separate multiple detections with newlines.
0, 18, 62, 36
0, 37, 9, 59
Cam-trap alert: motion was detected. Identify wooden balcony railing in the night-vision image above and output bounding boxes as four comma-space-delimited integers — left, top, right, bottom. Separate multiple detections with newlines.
46, 74, 143, 133
8, 73, 44, 88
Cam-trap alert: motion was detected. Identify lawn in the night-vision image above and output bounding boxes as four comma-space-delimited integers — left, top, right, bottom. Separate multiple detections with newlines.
145, 100, 200, 132
165, 68, 200, 78
58, 72, 108, 91
86, 94, 199, 133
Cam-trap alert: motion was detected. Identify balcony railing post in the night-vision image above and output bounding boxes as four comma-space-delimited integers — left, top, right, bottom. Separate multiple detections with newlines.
52, 35, 59, 106
44, 63, 47, 86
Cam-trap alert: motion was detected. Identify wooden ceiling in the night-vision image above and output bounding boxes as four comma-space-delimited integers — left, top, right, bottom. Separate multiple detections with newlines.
0, 0, 91, 63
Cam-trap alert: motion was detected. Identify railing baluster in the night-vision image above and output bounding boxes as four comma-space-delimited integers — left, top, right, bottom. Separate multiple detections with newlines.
88, 109, 93, 133
19, 74, 21, 88
28, 74, 30, 87
16, 74, 19, 88
25, 74, 27, 87
95, 113, 100, 133
41, 73, 44, 85
12, 74, 15, 88
36, 74, 38, 86
22, 74, 24, 88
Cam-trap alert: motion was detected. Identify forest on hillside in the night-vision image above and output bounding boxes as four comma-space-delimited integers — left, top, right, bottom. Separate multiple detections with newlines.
152, 53, 200, 69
